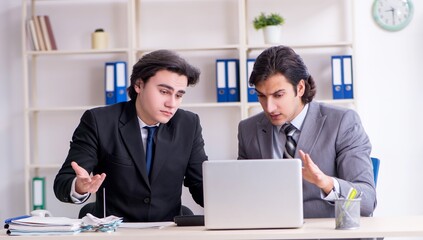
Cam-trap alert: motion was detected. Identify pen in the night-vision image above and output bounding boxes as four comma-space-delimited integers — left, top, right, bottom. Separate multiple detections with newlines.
103, 188, 106, 218
343, 187, 358, 210
346, 188, 358, 200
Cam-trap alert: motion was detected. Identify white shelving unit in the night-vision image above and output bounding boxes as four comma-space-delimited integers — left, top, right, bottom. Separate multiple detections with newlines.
22, 0, 355, 216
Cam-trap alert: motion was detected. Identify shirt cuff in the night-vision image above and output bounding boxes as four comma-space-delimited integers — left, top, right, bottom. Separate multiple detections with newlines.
321, 177, 340, 201
70, 178, 90, 204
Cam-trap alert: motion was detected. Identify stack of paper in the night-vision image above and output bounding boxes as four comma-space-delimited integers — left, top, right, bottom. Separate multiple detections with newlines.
6, 216, 82, 236
81, 213, 122, 232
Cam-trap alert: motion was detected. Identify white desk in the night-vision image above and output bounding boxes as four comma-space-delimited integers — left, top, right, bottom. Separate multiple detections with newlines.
2, 215, 423, 239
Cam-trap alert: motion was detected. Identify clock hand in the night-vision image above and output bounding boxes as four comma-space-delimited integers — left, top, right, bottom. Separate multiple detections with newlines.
392, 8, 396, 25
384, 7, 395, 25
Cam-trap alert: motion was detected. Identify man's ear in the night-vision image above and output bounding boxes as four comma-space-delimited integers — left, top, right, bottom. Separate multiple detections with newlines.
134, 80, 144, 93
297, 79, 305, 97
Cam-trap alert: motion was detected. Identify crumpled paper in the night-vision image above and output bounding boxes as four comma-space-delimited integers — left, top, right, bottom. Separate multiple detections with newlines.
81, 214, 123, 232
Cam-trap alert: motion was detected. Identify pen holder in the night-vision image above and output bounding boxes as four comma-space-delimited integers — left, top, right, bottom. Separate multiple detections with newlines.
335, 198, 360, 230
91, 28, 108, 50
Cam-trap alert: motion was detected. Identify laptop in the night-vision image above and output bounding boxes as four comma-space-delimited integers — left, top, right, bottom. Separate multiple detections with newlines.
203, 159, 303, 230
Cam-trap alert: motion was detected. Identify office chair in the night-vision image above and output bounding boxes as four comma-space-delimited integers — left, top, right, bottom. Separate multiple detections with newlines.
78, 202, 96, 219
78, 202, 194, 218
370, 157, 382, 240
371, 157, 380, 186
180, 205, 194, 216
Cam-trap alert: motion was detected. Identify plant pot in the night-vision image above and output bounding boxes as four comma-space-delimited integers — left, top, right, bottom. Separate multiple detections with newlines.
263, 25, 282, 44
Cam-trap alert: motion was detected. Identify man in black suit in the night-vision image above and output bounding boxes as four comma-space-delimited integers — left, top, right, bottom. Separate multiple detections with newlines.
54, 50, 208, 222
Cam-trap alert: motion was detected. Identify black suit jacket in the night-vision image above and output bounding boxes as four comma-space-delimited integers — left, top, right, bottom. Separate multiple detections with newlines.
54, 100, 207, 222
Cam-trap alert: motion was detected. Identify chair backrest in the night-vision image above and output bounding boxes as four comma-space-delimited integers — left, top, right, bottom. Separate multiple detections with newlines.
181, 205, 194, 216
371, 157, 380, 186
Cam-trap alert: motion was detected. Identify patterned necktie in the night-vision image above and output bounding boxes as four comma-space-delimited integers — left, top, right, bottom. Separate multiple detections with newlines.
282, 123, 297, 158
144, 126, 157, 175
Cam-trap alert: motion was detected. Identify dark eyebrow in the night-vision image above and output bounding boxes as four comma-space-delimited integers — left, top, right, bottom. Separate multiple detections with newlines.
255, 89, 285, 96
158, 83, 186, 95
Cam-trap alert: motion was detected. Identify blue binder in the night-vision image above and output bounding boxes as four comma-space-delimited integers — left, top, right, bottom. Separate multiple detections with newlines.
216, 59, 227, 102
246, 59, 258, 102
226, 59, 240, 102
342, 56, 353, 99
331, 56, 344, 99
114, 61, 128, 103
105, 62, 116, 105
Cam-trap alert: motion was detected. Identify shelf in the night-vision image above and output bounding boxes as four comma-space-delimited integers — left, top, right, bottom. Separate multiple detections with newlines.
30, 0, 126, 2
26, 49, 130, 56
247, 41, 353, 51
22, 0, 355, 216
26, 106, 103, 112
29, 164, 61, 170
182, 102, 242, 108
136, 45, 241, 54
318, 99, 355, 105
246, 99, 355, 109
139, 42, 353, 54
26, 102, 242, 112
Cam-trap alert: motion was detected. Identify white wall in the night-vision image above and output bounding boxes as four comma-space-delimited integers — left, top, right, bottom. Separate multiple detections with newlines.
1, 0, 423, 227
354, 1, 423, 218
0, 1, 26, 222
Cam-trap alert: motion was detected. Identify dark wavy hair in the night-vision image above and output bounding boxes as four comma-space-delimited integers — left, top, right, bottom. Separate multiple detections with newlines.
249, 45, 316, 104
127, 50, 200, 100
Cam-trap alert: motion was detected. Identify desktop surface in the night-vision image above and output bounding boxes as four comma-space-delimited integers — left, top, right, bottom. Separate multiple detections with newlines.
2, 216, 423, 239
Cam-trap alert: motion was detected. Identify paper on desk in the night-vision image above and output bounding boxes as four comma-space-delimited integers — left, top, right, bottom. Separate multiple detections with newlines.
81, 213, 122, 232
82, 213, 122, 227
7, 217, 82, 236
120, 221, 175, 229
7, 230, 81, 236
11, 216, 82, 227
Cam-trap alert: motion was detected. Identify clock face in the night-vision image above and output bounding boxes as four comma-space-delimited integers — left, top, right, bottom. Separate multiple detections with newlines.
372, 0, 414, 31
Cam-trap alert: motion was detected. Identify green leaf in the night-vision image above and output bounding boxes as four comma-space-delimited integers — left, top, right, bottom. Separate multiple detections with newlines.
253, 12, 285, 30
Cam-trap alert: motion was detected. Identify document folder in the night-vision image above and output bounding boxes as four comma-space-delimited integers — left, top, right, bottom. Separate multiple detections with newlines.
247, 59, 258, 102
105, 62, 116, 105
114, 61, 127, 103
226, 59, 240, 102
342, 56, 354, 99
216, 60, 227, 102
32, 177, 46, 210
331, 56, 344, 99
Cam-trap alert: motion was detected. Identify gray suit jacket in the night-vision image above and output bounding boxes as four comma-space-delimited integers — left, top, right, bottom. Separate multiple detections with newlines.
238, 101, 376, 218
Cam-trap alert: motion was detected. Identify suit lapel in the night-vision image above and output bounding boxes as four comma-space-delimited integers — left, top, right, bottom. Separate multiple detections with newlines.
256, 114, 274, 159
296, 101, 326, 156
119, 101, 150, 188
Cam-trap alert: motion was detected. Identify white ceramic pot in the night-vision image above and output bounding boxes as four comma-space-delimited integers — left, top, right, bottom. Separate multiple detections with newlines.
263, 25, 282, 44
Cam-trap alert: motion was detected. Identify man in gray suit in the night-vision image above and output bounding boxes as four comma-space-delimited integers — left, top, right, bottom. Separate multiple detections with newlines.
238, 45, 376, 218
54, 50, 207, 222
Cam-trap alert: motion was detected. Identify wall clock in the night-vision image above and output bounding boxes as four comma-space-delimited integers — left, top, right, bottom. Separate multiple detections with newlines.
372, 0, 414, 31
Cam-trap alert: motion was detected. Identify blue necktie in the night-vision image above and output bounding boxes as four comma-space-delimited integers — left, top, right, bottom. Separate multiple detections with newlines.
144, 126, 157, 175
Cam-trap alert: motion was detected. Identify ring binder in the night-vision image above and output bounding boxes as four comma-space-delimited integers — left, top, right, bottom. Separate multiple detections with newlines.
216, 60, 227, 102
331, 56, 344, 99
247, 59, 258, 102
227, 59, 240, 102
32, 177, 46, 210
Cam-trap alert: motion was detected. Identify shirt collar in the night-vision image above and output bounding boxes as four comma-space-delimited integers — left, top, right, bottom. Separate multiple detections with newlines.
277, 103, 309, 131
137, 117, 160, 128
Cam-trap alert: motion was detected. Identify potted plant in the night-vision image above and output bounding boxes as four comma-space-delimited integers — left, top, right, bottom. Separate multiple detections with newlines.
253, 12, 285, 44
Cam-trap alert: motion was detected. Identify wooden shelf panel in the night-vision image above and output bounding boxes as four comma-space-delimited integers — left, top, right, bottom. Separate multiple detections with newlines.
26, 49, 130, 56
26, 102, 242, 112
